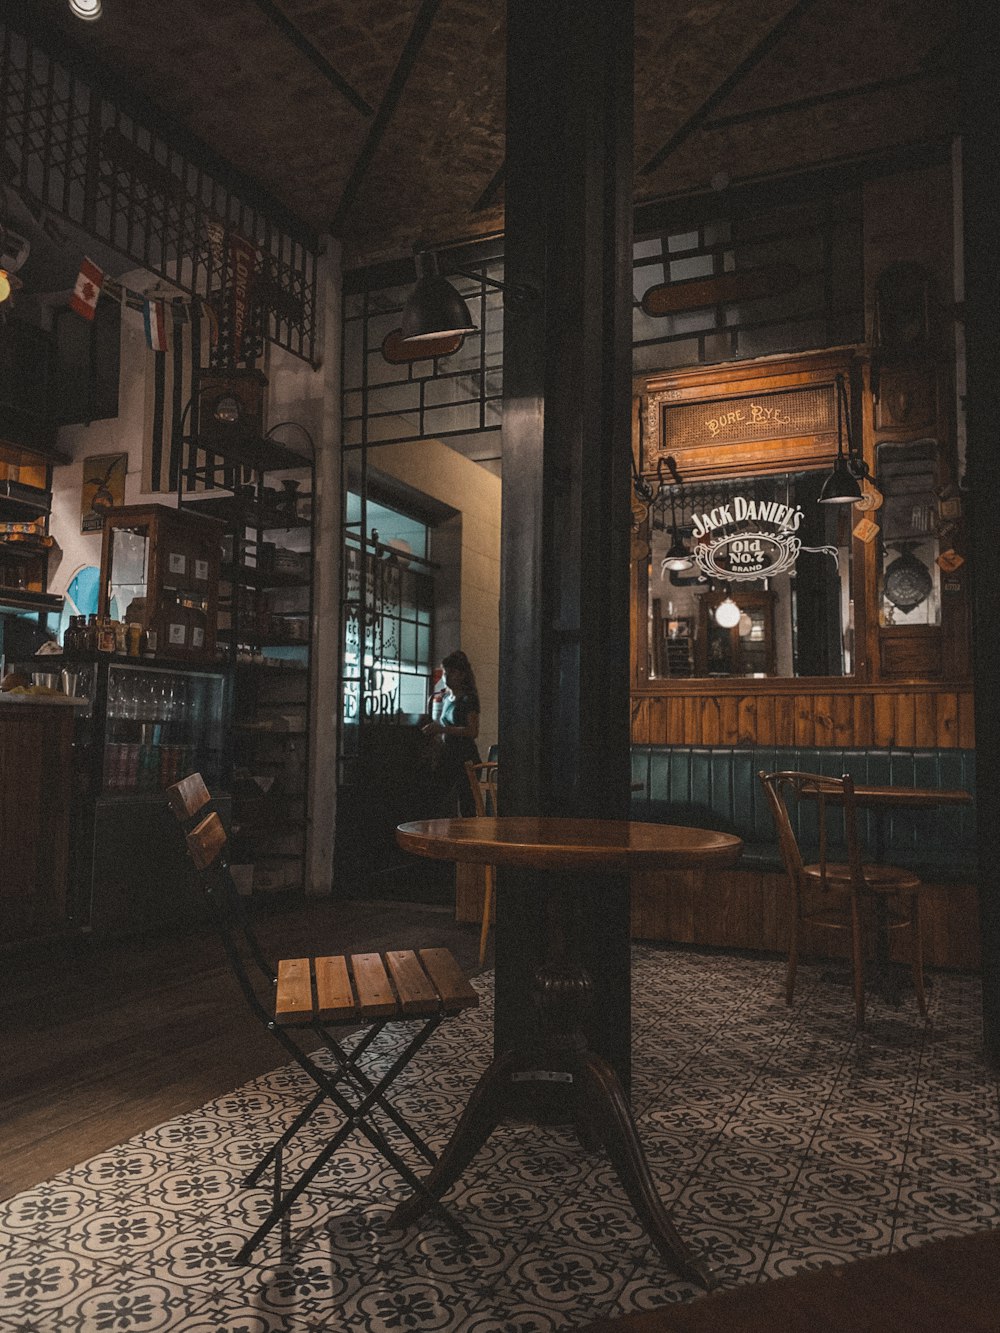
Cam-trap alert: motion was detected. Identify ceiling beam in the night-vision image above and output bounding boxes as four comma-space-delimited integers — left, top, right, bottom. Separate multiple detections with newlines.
474, 160, 506, 213
703, 70, 946, 132
247, 0, 374, 117
330, 0, 444, 235
639, 0, 822, 177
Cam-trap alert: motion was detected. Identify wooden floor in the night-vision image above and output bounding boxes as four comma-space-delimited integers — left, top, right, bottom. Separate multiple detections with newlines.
0, 897, 482, 1201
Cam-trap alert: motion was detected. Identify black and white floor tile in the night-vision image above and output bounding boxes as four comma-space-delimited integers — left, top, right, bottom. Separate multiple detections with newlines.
2, 947, 1000, 1331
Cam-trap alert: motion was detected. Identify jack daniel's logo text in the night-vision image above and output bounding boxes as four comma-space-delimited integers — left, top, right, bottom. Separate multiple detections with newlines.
691, 496, 803, 539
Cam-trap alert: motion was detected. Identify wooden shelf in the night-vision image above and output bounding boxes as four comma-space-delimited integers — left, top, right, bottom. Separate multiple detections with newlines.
221, 562, 310, 590
0, 481, 52, 522
0, 588, 63, 613
184, 432, 311, 473
181, 492, 311, 531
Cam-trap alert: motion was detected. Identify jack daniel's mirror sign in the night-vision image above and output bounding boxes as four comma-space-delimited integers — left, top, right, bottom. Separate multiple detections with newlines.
682, 496, 837, 581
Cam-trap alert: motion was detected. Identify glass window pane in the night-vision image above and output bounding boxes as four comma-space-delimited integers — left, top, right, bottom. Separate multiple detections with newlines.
646, 470, 853, 680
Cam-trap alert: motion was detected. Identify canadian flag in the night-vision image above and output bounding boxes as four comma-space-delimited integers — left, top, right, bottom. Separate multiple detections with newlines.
70, 257, 104, 320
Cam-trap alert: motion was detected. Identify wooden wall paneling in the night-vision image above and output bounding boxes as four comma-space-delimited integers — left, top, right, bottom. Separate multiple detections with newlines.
684, 695, 700, 742
667, 696, 686, 745
795, 696, 816, 746
627, 865, 979, 972
700, 695, 721, 744
831, 693, 853, 745
721, 696, 741, 743
813, 694, 834, 745
853, 692, 875, 745
874, 690, 896, 746
894, 693, 917, 747
630, 697, 647, 744
651, 696, 668, 744
756, 695, 776, 745
738, 695, 757, 745
775, 694, 797, 745
936, 691, 959, 746
914, 693, 937, 747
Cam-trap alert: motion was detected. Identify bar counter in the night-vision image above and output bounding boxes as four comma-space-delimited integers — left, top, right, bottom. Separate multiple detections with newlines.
0, 692, 84, 938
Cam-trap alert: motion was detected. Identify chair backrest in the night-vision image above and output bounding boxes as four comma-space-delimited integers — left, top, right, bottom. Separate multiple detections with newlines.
166, 771, 213, 827
464, 760, 498, 817
759, 770, 863, 893
167, 774, 277, 991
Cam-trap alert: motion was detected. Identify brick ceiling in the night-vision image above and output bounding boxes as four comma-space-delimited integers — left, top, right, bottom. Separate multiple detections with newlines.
39, 0, 957, 267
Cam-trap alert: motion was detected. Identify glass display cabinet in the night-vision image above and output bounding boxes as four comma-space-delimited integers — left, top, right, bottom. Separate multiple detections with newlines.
98, 503, 224, 661
63, 659, 229, 933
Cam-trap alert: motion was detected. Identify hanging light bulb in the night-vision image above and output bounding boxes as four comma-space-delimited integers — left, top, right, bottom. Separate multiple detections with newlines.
0, 270, 11, 304
715, 594, 742, 629
69, 0, 102, 20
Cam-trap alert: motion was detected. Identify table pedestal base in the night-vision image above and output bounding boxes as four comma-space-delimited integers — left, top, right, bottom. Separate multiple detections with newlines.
385, 1043, 713, 1290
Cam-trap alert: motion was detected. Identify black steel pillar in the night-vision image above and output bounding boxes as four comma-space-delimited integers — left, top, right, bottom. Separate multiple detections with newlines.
963, 0, 1000, 1061
495, 0, 635, 1081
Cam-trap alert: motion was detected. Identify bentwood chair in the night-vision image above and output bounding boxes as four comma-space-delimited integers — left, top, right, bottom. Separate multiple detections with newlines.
167, 774, 478, 1263
759, 770, 926, 1029
464, 759, 498, 965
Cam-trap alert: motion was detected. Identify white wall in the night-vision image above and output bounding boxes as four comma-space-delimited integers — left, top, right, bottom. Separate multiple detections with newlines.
45, 261, 342, 895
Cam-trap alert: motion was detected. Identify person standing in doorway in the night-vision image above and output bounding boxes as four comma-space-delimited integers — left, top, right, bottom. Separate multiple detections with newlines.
422, 649, 481, 815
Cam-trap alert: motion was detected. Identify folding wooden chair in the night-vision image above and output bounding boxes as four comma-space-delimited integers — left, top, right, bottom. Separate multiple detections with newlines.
464, 759, 498, 965
167, 774, 479, 1263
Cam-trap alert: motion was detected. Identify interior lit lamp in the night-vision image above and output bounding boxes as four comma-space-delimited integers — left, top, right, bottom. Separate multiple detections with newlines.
0, 270, 11, 304
400, 251, 478, 347
715, 593, 742, 629
69, 0, 103, 20
819, 372, 865, 505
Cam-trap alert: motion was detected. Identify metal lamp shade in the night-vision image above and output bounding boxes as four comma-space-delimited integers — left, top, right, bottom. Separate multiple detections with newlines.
818, 456, 863, 505
400, 273, 477, 344
662, 536, 694, 571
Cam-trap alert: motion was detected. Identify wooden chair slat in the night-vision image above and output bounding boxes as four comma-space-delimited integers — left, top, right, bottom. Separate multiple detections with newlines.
419, 947, 479, 1012
314, 955, 356, 1021
275, 957, 314, 1024
385, 950, 439, 1016
186, 812, 227, 871
350, 953, 399, 1018
166, 772, 212, 823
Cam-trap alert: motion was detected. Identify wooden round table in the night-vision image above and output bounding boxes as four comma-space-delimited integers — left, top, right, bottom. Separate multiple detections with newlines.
396, 815, 743, 872
388, 816, 743, 1289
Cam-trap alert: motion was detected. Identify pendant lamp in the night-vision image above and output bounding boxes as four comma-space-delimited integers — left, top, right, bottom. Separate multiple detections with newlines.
819, 373, 865, 505
400, 252, 478, 347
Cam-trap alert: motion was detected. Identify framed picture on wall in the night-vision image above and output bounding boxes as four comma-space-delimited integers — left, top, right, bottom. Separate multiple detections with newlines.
81, 453, 127, 533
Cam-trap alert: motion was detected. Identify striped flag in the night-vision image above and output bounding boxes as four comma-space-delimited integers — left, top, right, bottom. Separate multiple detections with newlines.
143, 300, 211, 495
143, 297, 168, 351
70, 257, 104, 320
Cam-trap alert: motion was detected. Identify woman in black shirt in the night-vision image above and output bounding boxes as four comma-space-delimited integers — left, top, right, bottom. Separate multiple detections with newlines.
422, 649, 481, 815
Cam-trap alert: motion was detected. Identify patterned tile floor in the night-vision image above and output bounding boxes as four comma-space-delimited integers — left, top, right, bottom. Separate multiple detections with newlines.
2, 947, 999, 1332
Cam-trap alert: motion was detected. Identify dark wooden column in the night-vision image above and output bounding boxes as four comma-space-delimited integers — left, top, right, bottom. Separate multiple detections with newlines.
495, 0, 635, 1081
963, 0, 1000, 1061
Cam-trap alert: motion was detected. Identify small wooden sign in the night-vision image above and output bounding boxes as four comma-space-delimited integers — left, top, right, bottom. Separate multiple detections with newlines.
937, 549, 965, 572
641, 262, 800, 318
853, 517, 880, 544
381, 328, 465, 364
